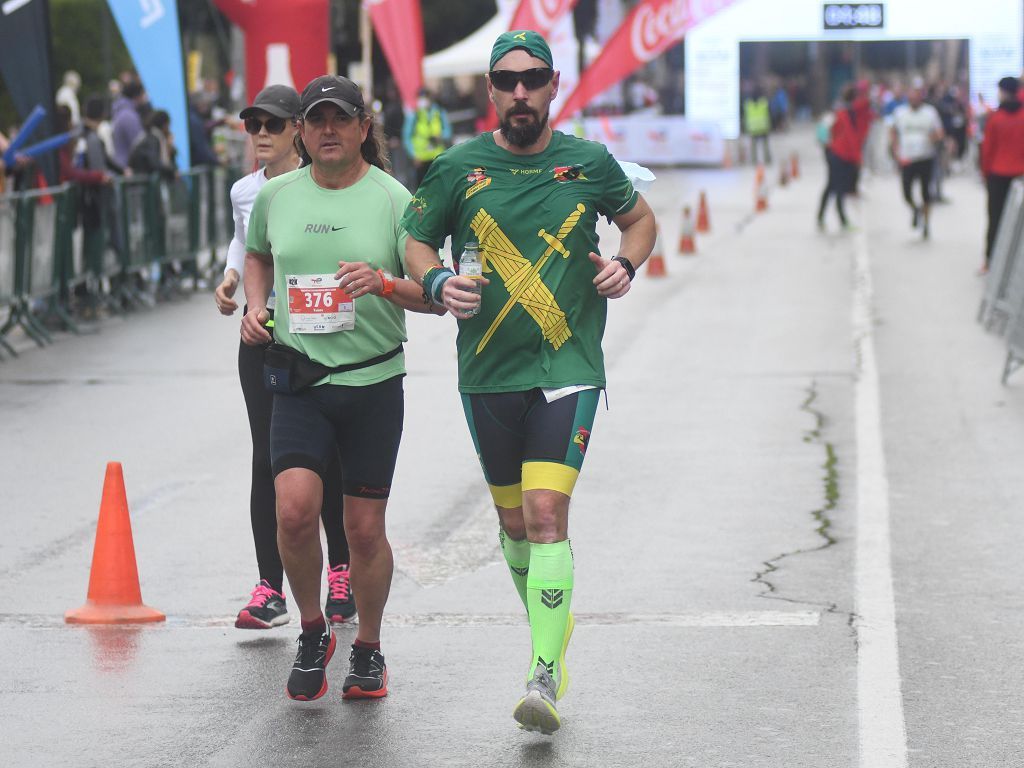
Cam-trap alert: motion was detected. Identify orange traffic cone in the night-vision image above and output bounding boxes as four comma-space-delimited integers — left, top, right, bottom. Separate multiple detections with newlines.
647, 226, 667, 277
755, 165, 768, 212
790, 152, 800, 180
778, 161, 790, 187
678, 206, 697, 255
66, 463, 165, 624
696, 191, 710, 233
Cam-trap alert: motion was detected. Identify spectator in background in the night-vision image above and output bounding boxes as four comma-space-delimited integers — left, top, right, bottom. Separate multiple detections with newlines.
188, 93, 221, 167
769, 83, 789, 131
817, 86, 859, 231
55, 71, 82, 126
403, 87, 451, 187
112, 80, 147, 168
980, 76, 1024, 274
743, 85, 772, 165
380, 83, 410, 189
128, 109, 177, 181
79, 96, 125, 268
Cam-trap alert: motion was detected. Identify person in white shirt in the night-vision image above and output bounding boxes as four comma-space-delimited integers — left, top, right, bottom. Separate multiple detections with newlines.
213, 85, 354, 629
890, 80, 944, 239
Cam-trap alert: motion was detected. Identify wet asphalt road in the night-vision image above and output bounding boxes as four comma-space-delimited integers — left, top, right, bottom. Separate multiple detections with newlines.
1, 130, 1022, 767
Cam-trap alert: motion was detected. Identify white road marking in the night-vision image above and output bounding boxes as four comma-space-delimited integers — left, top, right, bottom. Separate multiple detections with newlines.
2, 611, 820, 629
853, 216, 909, 767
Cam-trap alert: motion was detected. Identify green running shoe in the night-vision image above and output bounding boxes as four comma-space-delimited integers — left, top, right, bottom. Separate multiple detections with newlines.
513, 664, 560, 736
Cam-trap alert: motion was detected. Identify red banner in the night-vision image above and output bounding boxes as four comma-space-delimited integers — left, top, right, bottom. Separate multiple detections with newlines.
508, 0, 580, 36
552, 0, 736, 126
214, 0, 330, 104
367, 0, 424, 110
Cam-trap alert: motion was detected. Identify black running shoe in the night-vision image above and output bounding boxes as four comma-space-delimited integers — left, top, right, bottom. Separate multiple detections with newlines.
911, 207, 920, 229
286, 624, 336, 701
235, 580, 289, 629
342, 645, 388, 699
325, 564, 356, 623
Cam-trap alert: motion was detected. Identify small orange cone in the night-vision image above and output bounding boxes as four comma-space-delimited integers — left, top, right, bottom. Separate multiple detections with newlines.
678, 206, 697, 255
790, 152, 800, 180
755, 165, 768, 212
646, 226, 667, 277
696, 191, 710, 233
66, 463, 165, 624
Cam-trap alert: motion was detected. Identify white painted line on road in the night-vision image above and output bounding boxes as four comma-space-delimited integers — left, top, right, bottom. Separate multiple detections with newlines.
852, 219, 908, 768
384, 611, 821, 628
3, 610, 820, 629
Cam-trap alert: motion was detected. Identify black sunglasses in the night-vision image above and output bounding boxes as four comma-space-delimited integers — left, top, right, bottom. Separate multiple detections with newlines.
488, 68, 554, 92
244, 116, 289, 135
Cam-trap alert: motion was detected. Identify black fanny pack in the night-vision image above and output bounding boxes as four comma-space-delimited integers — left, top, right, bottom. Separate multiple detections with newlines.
263, 343, 403, 394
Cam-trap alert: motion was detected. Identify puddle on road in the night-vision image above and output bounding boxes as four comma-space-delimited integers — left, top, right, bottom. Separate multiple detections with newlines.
751, 381, 845, 618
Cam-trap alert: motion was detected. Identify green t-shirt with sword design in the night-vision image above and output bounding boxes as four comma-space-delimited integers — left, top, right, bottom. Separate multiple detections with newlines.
401, 130, 637, 393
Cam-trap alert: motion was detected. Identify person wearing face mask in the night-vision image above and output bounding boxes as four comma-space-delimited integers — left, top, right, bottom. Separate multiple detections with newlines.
214, 85, 354, 631
403, 87, 451, 188
402, 31, 657, 736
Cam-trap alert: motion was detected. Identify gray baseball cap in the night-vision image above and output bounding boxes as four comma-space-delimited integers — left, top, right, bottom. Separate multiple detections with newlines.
239, 84, 300, 120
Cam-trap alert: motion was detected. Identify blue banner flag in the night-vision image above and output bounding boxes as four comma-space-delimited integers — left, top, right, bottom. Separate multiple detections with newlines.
106, 0, 190, 170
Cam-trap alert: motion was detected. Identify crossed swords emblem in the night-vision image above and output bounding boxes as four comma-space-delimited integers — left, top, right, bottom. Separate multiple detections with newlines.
470, 203, 587, 354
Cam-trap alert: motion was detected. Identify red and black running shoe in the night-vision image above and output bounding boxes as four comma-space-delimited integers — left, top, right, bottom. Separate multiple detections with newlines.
286, 624, 336, 701
342, 645, 388, 699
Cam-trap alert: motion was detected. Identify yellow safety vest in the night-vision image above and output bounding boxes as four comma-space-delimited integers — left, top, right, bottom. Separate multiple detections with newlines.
744, 98, 771, 135
411, 108, 444, 162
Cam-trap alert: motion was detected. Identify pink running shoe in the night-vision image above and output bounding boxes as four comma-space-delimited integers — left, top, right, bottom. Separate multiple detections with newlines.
235, 580, 289, 629
325, 564, 356, 623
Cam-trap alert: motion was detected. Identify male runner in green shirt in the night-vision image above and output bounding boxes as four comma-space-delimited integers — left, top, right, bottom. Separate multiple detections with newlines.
403, 30, 657, 735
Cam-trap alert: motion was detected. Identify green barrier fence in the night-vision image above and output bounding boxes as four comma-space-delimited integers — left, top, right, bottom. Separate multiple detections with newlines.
0, 166, 241, 358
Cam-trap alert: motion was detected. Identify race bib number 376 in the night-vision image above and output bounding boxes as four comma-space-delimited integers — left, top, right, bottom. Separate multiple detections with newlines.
286, 273, 354, 333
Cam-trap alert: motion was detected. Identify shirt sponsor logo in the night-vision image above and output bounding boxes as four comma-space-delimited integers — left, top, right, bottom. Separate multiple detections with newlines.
465, 167, 492, 199
304, 223, 344, 234
509, 168, 543, 176
409, 195, 428, 220
553, 164, 587, 182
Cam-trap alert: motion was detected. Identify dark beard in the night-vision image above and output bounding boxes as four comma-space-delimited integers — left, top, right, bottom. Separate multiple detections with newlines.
499, 106, 548, 148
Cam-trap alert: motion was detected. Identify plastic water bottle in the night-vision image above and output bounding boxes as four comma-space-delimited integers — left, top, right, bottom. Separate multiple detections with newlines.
460, 241, 483, 316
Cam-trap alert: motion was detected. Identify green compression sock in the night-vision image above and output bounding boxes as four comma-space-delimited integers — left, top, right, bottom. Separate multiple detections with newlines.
526, 540, 574, 683
499, 529, 531, 611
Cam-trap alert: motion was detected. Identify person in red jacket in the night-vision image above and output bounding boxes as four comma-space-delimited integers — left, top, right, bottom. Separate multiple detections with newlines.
981, 76, 1024, 273
818, 86, 861, 229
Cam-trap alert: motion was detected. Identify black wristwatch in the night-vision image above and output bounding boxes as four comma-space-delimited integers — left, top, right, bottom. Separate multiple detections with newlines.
612, 255, 636, 281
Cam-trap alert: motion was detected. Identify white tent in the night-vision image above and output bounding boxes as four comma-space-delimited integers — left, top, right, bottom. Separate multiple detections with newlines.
423, 0, 516, 79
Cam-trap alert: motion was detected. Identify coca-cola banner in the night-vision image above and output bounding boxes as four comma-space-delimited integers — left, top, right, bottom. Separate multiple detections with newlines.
552, 0, 736, 126
214, 0, 330, 104
508, 0, 579, 36
367, 0, 424, 110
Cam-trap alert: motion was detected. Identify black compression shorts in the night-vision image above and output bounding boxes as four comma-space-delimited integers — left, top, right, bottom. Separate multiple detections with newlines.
460, 388, 601, 508
271, 375, 404, 499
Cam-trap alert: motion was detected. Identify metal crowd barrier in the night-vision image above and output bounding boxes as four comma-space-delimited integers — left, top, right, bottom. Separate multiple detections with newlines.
0, 166, 240, 358
978, 179, 1024, 335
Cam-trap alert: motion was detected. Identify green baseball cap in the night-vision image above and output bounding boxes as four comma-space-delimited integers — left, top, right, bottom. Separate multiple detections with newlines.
489, 30, 553, 70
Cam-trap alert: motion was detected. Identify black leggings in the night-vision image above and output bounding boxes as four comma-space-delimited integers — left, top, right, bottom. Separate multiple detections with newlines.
238, 336, 348, 593
986, 174, 1016, 264
818, 150, 853, 226
901, 159, 934, 208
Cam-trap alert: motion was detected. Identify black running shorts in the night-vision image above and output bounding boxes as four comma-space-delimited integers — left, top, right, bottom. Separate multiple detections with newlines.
271, 375, 404, 499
